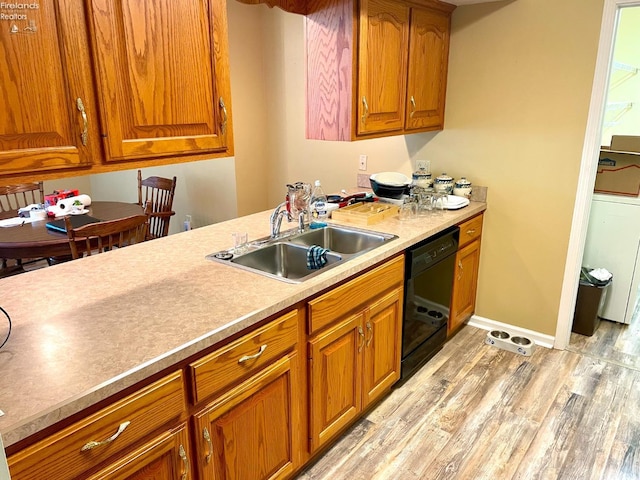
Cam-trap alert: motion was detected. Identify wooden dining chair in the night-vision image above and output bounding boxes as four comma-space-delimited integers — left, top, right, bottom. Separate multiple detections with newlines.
65, 214, 149, 259
137, 170, 177, 240
0, 181, 44, 213
0, 182, 45, 276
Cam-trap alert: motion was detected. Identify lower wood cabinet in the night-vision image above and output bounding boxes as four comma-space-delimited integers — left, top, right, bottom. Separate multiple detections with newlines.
86, 423, 191, 480
449, 214, 483, 335
309, 288, 402, 452
188, 308, 302, 480
307, 256, 404, 452
8, 371, 188, 480
192, 353, 301, 480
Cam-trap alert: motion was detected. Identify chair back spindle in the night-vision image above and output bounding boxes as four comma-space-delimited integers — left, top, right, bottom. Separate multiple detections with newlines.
65, 215, 149, 259
0, 182, 45, 274
0, 182, 44, 213
137, 170, 177, 240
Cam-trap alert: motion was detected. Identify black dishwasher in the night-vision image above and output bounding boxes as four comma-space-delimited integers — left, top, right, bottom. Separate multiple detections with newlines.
401, 226, 459, 380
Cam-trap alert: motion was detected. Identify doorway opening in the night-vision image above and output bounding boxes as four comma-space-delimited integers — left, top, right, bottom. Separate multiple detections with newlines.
556, 0, 640, 353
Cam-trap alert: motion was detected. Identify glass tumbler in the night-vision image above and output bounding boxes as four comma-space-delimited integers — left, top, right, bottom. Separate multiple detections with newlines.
398, 199, 417, 221
433, 192, 448, 215
417, 191, 434, 217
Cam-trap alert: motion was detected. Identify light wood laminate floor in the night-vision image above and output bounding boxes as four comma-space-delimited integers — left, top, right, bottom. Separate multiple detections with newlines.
296, 325, 640, 480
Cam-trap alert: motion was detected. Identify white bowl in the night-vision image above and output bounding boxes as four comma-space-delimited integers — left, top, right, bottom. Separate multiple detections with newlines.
370, 172, 411, 187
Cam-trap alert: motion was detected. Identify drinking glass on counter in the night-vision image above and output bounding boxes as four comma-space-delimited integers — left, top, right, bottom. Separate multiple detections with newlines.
433, 192, 448, 215
233, 232, 248, 254
417, 191, 434, 217
398, 198, 417, 220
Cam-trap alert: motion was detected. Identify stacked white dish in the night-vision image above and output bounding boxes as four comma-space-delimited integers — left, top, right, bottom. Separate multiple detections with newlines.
445, 195, 470, 210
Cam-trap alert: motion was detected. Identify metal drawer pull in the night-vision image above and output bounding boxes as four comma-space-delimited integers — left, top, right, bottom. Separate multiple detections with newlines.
238, 344, 267, 363
203, 427, 213, 463
361, 96, 369, 124
219, 97, 228, 134
409, 96, 416, 118
358, 326, 365, 352
179, 444, 189, 480
76, 97, 88, 146
81, 421, 130, 451
366, 321, 373, 347
466, 228, 476, 235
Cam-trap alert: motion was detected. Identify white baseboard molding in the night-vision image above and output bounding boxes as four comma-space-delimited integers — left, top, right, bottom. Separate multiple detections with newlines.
467, 315, 555, 349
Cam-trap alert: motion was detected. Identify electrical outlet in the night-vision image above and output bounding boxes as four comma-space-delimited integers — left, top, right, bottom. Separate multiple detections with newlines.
416, 160, 430, 171
359, 154, 368, 171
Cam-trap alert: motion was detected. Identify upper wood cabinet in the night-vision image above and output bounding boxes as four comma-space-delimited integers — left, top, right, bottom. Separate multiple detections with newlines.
306, 0, 454, 140
357, 0, 409, 135
405, 6, 450, 131
0, 0, 233, 182
88, 0, 232, 162
0, 1, 100, 176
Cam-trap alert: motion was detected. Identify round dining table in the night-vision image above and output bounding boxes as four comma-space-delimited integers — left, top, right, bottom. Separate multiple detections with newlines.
0, 201, 145, 260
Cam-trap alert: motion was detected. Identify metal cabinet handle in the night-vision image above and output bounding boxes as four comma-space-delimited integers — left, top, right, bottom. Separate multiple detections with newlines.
361, 96, 369, 124
366, 321, 373, 347
409, 96, 416, 118
179, 444, 189, 480
466, 228, 476, 236
457, 260, 464, 280
81, 421, 130, 451
358, 326, 365, 352
76, 97, 88, 146
219, 97, 228, 134
238, 344, 267, 363
203, 427, 213, 464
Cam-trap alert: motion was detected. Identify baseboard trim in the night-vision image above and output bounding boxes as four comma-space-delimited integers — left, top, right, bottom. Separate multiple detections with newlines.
467, 315, 555, 349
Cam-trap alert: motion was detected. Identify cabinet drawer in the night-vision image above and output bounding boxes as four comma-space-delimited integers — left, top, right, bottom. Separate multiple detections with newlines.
190, 309, 299, 404
308, 255, 404, 335
9, 371, 186, 480
458, 213, 483, 248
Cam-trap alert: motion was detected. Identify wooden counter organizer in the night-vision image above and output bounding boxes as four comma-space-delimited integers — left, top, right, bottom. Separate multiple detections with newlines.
331, 202, 399, 226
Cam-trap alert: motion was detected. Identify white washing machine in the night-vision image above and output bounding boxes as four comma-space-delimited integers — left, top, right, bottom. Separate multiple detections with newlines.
583, 194, 640, 324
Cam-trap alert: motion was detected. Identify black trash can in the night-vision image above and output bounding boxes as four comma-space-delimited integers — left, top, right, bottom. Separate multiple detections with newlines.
572, 267, 612, 336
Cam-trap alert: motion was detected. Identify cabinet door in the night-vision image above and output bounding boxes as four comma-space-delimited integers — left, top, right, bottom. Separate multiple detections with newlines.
86, 424, 191, 480
194, 354, 300, 480
0, 1, 99, 176
449, 239, 481, 335
405, 7, 450, 131
89, 0, 231, 161
362, 288, 402, 408
308, 313, 363, 452
357, 0, 409, 136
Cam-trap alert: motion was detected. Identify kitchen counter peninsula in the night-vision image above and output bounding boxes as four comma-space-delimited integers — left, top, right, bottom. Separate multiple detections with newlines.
0, 201, 485, 450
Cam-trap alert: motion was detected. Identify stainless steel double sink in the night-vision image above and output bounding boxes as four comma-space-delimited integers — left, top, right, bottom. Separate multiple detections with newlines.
207, 224, 397, 283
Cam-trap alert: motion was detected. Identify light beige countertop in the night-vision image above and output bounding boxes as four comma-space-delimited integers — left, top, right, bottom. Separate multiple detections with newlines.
0, 202, 485, 449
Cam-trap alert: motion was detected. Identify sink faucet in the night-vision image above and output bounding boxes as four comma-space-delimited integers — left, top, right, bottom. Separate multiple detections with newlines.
270, 202, 291, 238
297, 209, 308, 233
